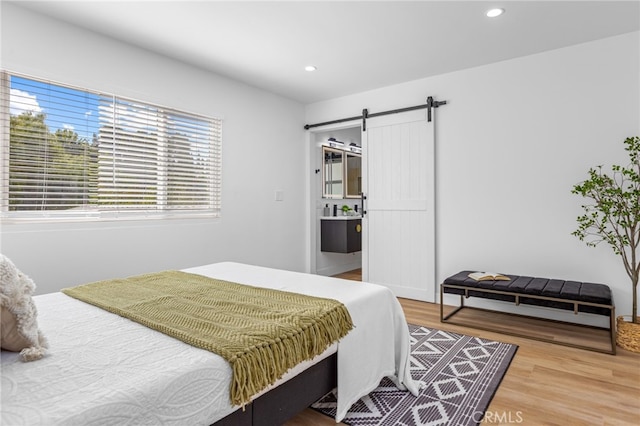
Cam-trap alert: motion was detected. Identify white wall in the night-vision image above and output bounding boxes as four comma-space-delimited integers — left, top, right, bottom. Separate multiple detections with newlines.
0, 4, 307, 294
306, 32, 640, 323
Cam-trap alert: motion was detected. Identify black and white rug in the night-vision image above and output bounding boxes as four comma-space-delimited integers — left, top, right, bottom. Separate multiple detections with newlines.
312, 324, 518, 426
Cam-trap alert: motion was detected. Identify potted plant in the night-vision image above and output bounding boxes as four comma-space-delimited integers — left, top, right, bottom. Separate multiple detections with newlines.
571, 136, 640, 352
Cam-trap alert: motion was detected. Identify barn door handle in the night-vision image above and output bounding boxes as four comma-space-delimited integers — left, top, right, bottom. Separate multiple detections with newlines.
360, 193, 367, 216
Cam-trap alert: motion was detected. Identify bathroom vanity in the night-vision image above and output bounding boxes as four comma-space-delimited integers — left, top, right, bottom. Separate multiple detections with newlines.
320, 217, 362, 253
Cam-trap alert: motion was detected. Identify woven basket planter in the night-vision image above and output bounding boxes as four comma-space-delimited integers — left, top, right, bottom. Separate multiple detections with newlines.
616, 316, 640, 353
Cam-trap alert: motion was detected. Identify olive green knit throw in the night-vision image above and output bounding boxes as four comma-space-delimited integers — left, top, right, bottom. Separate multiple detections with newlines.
62, 270, 353, 407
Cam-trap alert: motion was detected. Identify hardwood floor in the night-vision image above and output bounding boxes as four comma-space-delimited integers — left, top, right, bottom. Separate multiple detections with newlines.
285, 270, 640, 425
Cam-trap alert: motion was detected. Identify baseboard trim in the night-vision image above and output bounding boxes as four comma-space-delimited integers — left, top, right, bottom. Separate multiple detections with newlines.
316, 262, 361, 277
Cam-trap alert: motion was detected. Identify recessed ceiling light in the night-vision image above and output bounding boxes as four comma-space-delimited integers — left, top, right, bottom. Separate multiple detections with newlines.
305, 65, 317, 72
486, 8, 504, 18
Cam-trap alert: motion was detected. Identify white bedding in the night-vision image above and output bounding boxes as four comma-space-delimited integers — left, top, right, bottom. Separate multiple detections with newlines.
1, 262, 419, 424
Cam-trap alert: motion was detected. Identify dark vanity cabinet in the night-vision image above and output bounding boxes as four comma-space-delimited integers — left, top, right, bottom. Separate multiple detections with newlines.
321, 218, 362, 253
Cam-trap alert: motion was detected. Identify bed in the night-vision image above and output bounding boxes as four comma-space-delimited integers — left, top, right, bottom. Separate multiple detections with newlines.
1, 262, 420, 425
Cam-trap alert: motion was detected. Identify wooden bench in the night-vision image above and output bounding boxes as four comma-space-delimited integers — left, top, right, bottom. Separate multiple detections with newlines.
440, 271, 616, 354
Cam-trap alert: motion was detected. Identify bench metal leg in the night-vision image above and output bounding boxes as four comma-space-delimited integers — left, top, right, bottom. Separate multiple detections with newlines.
610, 307, 617, 355
440, 285, 464, 322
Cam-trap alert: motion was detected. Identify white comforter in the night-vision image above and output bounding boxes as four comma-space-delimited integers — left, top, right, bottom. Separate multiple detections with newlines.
1, 262, 419, 424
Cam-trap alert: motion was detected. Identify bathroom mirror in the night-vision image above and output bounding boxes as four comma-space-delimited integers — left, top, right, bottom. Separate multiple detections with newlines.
322, 147, 343, 198
345, 153, 362, 198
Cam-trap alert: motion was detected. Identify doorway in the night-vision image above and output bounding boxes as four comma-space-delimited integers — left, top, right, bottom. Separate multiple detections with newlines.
309, 125, 363, 278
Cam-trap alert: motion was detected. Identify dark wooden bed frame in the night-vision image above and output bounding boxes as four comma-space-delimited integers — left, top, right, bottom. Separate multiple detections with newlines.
213, 353, 337, 425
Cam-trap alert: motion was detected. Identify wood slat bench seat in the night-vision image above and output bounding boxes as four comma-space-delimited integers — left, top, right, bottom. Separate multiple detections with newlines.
440, 271, 616, 354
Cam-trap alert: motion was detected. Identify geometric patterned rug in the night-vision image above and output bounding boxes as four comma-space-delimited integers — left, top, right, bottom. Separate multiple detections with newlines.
312, 324, 518, 426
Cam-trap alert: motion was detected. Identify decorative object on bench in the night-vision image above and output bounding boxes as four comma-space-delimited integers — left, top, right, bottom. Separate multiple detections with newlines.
468, 271, 510, 282
571, 135, 640, 353
441, 271, 615, 354
0, 254, 48, 361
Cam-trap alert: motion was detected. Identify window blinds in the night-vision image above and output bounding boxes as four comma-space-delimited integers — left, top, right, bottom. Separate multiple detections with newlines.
1, 72, 222, 220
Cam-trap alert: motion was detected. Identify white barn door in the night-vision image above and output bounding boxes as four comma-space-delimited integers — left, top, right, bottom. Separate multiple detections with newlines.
362, 109, 435, 302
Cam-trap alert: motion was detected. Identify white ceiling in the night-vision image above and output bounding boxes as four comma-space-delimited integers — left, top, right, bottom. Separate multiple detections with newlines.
11, 1, 640, 104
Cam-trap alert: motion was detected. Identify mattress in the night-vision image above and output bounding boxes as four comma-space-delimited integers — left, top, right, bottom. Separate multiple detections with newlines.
1, 262, 419, 424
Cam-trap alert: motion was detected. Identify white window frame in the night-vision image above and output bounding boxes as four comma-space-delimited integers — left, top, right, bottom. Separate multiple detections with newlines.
0, 71, 222, 223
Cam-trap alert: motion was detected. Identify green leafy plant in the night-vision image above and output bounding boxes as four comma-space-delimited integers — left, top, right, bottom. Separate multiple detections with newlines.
341, 204, 351, 213
571, 136, 640, 323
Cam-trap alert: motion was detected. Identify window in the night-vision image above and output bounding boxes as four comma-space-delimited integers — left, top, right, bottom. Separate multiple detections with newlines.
0, 72, 222, 221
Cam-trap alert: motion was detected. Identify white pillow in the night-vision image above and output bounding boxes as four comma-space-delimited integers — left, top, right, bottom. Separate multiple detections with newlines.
0, 254, 48, 361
